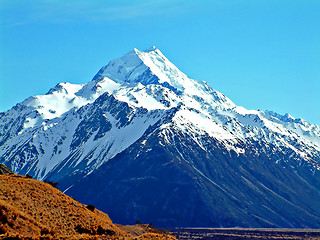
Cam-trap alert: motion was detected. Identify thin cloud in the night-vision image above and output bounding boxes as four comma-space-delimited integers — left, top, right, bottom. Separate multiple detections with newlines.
1, 0, 196, 26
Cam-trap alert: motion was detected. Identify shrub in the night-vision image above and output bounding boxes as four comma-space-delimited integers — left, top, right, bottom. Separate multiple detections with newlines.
97, 226, 115, 236
86, 204, 95, 212
44, 179, 58, 188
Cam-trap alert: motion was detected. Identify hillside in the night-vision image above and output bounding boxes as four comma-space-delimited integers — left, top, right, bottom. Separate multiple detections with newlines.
0, 173, 176, 239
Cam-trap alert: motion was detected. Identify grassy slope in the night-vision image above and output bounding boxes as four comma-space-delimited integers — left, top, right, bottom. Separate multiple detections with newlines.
0, 174, 176, 239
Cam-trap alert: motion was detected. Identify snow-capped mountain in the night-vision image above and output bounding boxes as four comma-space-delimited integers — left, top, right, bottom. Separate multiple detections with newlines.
1, 47, 320, 228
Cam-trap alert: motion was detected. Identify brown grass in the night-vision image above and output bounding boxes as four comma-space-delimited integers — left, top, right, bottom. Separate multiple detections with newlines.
0, 174, 176, 239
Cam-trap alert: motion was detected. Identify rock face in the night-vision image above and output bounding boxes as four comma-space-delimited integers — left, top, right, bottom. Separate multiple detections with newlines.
0, 164, 13, 175
1, 47, 320, 228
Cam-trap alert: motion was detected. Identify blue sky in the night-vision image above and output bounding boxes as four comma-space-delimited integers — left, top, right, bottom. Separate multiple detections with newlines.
1, 0, 319, 124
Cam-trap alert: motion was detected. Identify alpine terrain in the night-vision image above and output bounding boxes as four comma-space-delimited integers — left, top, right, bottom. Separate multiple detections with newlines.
1, 46, 320, 228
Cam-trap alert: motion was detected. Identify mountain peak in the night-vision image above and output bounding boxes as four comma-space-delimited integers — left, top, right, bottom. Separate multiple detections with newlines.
133, 46, 158, 54
92, 46, 191, 91
143, 46, 158, 52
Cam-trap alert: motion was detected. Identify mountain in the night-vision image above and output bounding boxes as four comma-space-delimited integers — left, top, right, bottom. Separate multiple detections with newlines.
0, 171, 175, 239
1, 47, 320, 228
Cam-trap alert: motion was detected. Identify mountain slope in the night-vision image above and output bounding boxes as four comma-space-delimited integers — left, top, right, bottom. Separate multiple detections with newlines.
0, 173, 176, 239
1, 47, 320, 228
67, 118, 320, 228
0, 174, 124, 239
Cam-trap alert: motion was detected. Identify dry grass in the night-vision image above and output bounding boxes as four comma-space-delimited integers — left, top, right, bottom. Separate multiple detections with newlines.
119, 224, 176, 240
0, 174, 176, 239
